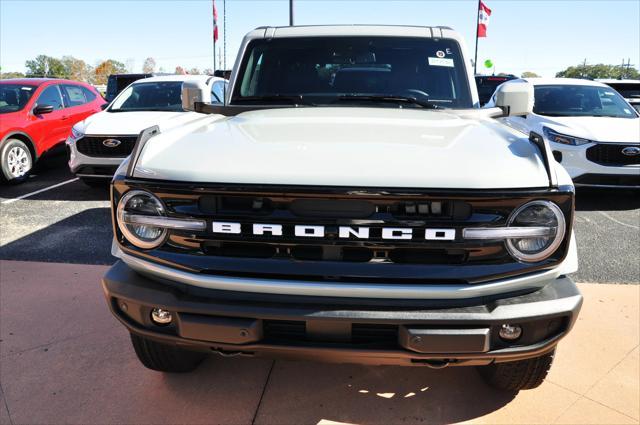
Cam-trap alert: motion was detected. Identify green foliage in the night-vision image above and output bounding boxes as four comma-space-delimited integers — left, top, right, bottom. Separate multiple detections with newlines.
521, 71, 540, 78
0, 70, 25, 79
25, 55, 66, 77
556, 63, 640, 79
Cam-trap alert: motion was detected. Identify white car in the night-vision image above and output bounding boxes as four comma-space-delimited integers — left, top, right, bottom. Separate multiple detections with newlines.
67, 74, 227, 186
100, 25, 582, 392
486, 78, 640, 188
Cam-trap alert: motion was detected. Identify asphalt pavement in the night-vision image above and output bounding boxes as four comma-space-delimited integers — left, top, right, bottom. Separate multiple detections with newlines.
0, 150, 638, 283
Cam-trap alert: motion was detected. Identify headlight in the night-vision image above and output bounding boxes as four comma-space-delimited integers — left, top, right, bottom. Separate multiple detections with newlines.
116, 190, 167, 249
69, 125, 85, 142
543, 127, 591, 146
506, 200, 566, 262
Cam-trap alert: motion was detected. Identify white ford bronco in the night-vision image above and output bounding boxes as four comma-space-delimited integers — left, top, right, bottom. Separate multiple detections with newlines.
102, 25, 582, 391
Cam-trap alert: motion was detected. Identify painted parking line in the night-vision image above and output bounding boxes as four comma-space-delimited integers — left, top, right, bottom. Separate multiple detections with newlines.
598, 211, 640, 230
0, 177, 79, 205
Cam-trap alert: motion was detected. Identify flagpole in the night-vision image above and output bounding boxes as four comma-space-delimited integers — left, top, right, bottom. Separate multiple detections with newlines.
212, 0, 216, 73
473, 0, 480, 75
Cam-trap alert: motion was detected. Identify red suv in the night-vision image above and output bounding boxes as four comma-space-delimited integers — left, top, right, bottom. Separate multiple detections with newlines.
0, 78, 106, 183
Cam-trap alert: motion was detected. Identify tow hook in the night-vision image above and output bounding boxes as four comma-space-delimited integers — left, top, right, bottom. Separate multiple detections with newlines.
411, 359, 451, 369
211, 348, 254, 358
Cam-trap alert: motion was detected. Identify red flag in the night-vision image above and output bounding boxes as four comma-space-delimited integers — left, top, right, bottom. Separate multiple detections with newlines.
213, 0, 219, 42
478, 0, 492, 38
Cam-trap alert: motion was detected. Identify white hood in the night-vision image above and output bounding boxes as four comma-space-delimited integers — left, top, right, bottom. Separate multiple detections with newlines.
80, 110, 202, 136
134, 107, 550, 189
543, 115, 640, 144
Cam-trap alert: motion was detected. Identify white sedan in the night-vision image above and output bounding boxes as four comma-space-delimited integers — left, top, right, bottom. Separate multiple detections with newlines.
486, 78, 640, 188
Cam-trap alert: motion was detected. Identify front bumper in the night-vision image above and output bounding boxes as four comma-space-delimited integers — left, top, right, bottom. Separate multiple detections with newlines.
102, 261, 582, 367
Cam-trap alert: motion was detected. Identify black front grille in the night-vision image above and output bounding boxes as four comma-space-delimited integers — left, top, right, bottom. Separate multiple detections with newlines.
76, 136, 137, 157
114, 180, 575, 284
586, 144, 640, 166
573, 173, 640, 187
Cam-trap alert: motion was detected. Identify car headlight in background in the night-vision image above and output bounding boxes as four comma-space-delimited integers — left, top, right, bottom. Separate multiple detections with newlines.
543, 127, 592, 146
506, 201, 566, 262
116, 190, 168, 249
68, 125, 85, 143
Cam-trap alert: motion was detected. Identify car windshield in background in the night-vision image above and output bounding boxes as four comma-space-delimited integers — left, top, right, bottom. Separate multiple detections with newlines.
475, 76, 512, 105
534, 85, 638, 118
233, 36, 473, 109
0, 84, 36, 114
109, 82, 183, 112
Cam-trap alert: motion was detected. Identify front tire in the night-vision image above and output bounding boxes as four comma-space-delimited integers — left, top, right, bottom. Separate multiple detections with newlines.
130, 333, 207, 373
477, 350, 555, 391
1, 139, 33, 184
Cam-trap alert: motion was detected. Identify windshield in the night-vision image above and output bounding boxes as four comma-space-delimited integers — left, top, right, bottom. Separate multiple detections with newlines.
533, 84, 638, 118
0, 84, 36, 114
109, 81, 183, 112
232, 36, 473, 109
475, 77, 512, 105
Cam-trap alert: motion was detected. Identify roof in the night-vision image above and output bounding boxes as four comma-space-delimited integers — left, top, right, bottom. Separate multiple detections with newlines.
251, 24, 460, 40
0, 78, 74, 86
517, 77, 610, 87
131, 75, 226, 84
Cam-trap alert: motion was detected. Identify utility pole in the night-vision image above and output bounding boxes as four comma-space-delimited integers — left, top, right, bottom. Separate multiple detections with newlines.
289, 0, 294, 26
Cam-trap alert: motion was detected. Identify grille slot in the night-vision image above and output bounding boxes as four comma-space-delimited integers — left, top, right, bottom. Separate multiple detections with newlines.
76, 136, 137, 158
586, 144, 640, 166
352, 324, 399, 345
263, 320, 306, 341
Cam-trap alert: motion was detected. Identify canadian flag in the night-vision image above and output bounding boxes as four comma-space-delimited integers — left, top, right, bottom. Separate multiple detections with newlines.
213, 0, 219, 43
478, 0, 492, 38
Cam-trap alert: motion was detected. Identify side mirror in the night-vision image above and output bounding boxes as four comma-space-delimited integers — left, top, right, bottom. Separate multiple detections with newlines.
181, 80, 212, 112
100, 103, 109, 110
494, 82, 533, 117
33, 104, 54, 115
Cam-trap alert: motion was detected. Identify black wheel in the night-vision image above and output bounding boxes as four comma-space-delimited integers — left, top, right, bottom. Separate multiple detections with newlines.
79, 177, 110, 188
1, 139, 33, 184
477, 350, 555, 391
130, 333, 207, 373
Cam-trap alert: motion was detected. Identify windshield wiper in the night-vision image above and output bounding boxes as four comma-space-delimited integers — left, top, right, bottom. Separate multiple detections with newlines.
335, 94, 442, 109
236, 95, 315, 106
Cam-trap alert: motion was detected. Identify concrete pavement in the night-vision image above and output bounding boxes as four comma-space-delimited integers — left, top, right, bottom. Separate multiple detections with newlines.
1, 260, 638, 425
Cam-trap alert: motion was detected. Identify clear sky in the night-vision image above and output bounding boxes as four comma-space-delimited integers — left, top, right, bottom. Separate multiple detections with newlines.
1, 0, 639, 77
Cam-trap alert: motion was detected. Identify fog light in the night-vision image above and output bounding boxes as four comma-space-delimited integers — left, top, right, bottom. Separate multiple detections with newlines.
499, 324, 522, 341
151, 308, 172, 325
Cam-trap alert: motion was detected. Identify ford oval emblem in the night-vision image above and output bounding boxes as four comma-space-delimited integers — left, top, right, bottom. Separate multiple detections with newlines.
103, 139, 122, 148
621, 146, 640, 156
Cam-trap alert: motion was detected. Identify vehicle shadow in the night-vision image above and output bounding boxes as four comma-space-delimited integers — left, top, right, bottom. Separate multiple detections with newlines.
575, 188, 640, 212
0, 207, 114, 265
164, 358, 516, 425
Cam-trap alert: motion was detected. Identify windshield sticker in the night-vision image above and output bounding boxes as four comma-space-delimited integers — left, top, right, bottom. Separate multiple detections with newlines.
436, 50, 446, 58
428, 57, 454, 67
21, 87, 32, 91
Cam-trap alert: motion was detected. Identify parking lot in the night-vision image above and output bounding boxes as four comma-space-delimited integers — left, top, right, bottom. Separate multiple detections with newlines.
1, 151, 639, 425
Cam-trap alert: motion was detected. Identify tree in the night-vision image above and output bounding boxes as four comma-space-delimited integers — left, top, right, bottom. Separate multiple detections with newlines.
175, 66, 186, 75
61, 56, 93, 82
188, 67, 200, 75
556, 63, 640, 79
521, 71, 540, 78
142, 57, 156, 74
203, 68, 214, 76
94, 59, 127, 85
0, 67, 25, 79
25, 55, 66, 77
